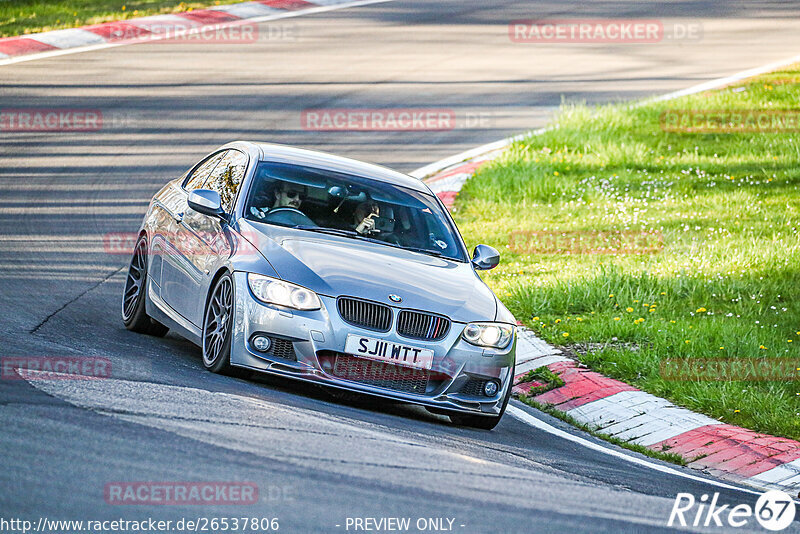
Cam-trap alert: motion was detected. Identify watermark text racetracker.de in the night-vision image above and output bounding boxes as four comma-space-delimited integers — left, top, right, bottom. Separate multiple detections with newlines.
105, 482, 259, 505
103, 231, 258, 257
0, 109, 102, 132
301, 109, 456, 131
93, 21, 298, 44
0, 109, 139, 132
509, 19, 702, 43
300, 109, 499, 131
508, 230, 663, 255
661, 109, 800, 133
661, 358, 800, 382
1, 357, 111, 380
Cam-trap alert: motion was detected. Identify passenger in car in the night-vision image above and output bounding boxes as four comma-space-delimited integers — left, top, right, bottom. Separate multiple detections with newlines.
354, 201, 380, 235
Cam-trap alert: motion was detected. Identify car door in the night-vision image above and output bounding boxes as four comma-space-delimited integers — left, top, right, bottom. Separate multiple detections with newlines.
163, 149, 248, 326
160, 150, 227, 321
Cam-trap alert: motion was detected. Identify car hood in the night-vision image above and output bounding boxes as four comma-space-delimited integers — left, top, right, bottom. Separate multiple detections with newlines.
238, 219, 498, 323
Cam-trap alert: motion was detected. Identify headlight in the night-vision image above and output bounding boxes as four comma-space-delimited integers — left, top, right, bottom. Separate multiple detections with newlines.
462, 322, 514, 349
247, 273, 320, 311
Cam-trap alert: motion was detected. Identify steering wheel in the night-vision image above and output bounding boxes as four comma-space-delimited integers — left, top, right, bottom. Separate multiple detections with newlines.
263, 207, 315, 227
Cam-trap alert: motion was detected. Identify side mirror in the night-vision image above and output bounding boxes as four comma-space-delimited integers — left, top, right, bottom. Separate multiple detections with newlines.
188, 189, 225, 218
471, 244, 500, 270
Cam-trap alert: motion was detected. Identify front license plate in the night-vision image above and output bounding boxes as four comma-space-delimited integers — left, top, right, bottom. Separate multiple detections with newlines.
344, 335, 434, 370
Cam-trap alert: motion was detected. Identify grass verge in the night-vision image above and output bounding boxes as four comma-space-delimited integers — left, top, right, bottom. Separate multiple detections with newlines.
455, 64, 800, 440
0, 0, 251, 38
518, 365, 564, 396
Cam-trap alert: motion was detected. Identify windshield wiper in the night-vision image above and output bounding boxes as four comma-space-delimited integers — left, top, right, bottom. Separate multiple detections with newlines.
293, 225, 360, 237
369, 240, 447, 258
400, 246, 445, 258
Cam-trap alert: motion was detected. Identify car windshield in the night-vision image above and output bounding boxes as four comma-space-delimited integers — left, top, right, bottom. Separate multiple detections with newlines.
243, 162, 467, 261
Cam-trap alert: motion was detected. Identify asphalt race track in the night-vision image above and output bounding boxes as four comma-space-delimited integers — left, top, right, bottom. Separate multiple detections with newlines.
3, 1, 800, 532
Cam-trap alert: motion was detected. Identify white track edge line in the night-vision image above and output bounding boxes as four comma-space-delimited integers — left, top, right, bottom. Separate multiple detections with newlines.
410, 127, 545, 179
507, 405, 762, 496
651, 53, 800, 102
0, 0, 398, 66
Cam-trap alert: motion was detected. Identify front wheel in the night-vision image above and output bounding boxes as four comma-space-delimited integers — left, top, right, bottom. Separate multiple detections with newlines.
121, 235, 168, 337
202, 273, 242, 376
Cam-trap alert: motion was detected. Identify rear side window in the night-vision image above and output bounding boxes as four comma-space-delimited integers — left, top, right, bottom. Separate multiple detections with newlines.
204, 150, 248, 213
184, 151, 227, 191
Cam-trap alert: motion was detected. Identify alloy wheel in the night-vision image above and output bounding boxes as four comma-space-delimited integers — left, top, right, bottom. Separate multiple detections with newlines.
122, 238, 147, 321
203, 276, 233, 367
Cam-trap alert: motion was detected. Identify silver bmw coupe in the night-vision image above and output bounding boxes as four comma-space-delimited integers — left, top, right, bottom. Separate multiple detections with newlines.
122, 142, 516, 428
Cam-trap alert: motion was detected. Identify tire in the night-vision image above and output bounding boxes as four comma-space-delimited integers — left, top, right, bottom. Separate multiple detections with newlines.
202, 273, 243, 376
449, 365, 515, 430
122, 235, 169, 337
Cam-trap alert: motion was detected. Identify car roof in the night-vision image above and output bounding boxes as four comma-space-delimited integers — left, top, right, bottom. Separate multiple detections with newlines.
226, 141, 430, 193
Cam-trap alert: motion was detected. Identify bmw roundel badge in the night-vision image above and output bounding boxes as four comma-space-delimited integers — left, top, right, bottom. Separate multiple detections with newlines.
388, 294, 402, 303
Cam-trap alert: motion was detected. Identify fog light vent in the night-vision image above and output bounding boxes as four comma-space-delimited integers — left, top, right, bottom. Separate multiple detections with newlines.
459, 377, 500, 397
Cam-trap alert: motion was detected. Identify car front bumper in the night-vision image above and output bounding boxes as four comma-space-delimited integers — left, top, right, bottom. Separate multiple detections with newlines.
228, 272, 516, 416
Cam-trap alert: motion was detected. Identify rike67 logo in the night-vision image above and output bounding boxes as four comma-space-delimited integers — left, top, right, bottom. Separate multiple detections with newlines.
669, 490, 796, 530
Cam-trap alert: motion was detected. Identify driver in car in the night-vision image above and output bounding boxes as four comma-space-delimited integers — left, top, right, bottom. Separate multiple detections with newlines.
250, 181, 307, 219
273, 182, 306, 210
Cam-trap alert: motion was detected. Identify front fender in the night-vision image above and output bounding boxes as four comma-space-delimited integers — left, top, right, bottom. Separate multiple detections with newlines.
227, 220, 280, 279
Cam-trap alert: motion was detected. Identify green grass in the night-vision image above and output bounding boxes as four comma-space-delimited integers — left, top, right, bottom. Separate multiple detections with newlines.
455, 66, 800, 440
0, 0, 251, 37
518, 365, 564, 396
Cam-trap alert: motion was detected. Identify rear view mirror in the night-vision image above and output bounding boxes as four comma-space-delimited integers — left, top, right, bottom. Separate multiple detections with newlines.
329, 185, 367, 213
328, 185, 347, 198
328, 185, 367, 202
188, 189, 225, 218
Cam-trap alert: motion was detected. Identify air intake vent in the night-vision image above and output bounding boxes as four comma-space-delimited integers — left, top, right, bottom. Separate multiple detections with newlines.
337, 297, 392, 332
459, 377, 487, 397
397, 310, 450, 341
331, 353, 429, 395
268, 337, 296, 361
